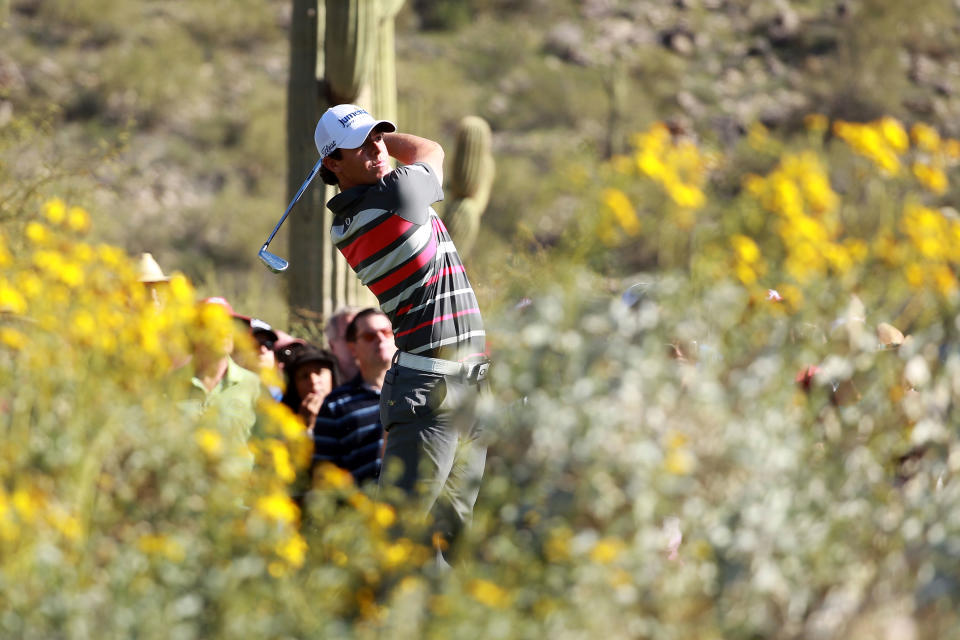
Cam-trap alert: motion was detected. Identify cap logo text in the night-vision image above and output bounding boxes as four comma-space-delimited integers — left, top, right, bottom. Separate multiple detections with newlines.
338, 109, 368, 127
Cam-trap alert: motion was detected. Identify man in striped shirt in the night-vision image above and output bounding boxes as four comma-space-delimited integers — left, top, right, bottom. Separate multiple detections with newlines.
317, 104, 490, 556
312, 308, 395, 485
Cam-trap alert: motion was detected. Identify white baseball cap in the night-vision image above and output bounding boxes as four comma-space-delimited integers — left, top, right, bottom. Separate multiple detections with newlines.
314, 104, 396, 158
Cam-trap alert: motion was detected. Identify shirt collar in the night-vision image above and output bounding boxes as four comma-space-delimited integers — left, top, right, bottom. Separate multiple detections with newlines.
327, 184, 372, 216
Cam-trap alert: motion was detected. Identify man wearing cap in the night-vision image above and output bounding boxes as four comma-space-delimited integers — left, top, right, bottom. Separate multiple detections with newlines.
280, 344, 340, 433
249, 319, 284, 402
317, 104, 489, 556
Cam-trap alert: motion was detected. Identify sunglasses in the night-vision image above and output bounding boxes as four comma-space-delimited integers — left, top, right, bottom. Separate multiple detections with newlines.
358, 328, 394, 343
257, 338, 276, 351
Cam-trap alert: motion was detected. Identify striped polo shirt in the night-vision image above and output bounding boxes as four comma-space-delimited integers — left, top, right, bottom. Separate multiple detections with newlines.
327, 162, 486, 359
312, 374, 383, 485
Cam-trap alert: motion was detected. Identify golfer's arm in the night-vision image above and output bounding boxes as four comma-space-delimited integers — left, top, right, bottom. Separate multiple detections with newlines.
384, 133, 444, 185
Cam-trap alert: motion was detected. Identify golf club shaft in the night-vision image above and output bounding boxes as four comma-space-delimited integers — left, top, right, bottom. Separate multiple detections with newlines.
262, 157, 324, 248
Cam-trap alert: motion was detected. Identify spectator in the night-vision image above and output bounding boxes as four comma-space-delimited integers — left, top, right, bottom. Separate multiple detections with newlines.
313, 308, 396, 485
324, 305, 361, 382
275, 333, 308, 372
249, 319, 284, 402
137, 252, 171, 307
179, 297, 263, 462
280, 344, 339, 433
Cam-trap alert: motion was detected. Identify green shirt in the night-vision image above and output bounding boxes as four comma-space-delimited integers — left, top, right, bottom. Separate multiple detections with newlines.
179, 357, 263, 454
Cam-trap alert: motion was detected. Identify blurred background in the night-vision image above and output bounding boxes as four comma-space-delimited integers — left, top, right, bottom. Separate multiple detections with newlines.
7, 0, 960, 325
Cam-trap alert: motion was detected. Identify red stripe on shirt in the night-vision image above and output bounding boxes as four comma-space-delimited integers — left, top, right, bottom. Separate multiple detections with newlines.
340, 216, 413, 268
395, 307, 481, 338
425, 264, 466, 287
369, 236, 438, 296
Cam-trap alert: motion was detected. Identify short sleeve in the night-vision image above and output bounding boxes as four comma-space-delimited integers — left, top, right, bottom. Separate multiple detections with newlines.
377, 162, 444, 225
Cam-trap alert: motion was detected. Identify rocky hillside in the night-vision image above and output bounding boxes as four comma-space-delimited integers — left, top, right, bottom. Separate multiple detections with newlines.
4, 0, 960, 315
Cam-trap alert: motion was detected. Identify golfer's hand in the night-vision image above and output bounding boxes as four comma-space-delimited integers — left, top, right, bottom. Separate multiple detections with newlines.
299, 393, 324, 429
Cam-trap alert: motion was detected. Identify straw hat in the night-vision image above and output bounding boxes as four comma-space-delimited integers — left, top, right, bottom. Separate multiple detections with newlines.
137, 253, 170, 283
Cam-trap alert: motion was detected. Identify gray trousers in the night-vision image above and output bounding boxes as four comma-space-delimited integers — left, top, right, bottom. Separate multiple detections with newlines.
379, 362, 487, 551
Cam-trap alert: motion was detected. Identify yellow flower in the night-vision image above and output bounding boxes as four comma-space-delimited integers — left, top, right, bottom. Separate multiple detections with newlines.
67, 206, 91, 233
602, 188, 641, 236
16, 272, 43, 301
12, 488, 41, 523
138, 534, 185, 562
0, 236, 10, 267
25, 222, 49, 245
0, 281, 27, 314
70, 310, 97, 341
372, 503, 396, 528
255, 492, 299, 525
50, 511, 81, 541
934, 264, 958, 297
195, 428, 223, 457
637, 150, 666, 179
382, 539, 414, 569
590, 537, 624, 564
905, 263, 925, 287
912, 162, 948, 195
664, 447, 696, 475
276, 532, 307, 568
667, 182, 705, 210
59, 262, 85, 288
944, 139, 960, 160
43, 198, 67, 224
879, 116, 909, 154
468, 579, 511, 608
97, 244, 126, 268
315, 462, 354, 490
268, 440, 296, 483
735, 263, 757, 286
0, 328, 28, 350
911, 123, 941, 153
731, 234, 760, 264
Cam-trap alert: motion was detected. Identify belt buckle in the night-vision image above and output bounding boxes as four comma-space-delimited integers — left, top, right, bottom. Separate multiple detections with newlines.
464, 360, 490, 384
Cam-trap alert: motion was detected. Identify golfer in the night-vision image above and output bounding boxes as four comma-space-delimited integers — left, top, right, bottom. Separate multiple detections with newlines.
316, 104, 489, 555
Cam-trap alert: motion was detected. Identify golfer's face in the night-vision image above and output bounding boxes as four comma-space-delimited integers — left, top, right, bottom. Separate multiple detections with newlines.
335, 131, 390, 189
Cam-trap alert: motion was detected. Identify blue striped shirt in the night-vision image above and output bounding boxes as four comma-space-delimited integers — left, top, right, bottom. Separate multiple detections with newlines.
312, 375, 383, 484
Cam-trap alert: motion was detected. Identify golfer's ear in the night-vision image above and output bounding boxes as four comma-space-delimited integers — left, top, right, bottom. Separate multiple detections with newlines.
322, 155, 338, 174
347, 342, 358, 358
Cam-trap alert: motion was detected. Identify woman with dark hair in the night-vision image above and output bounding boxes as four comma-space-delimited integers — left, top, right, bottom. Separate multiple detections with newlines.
280, 344, 340, 433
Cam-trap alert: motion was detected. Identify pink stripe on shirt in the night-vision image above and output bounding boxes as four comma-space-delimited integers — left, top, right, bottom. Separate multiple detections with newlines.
395, 307, 482, 338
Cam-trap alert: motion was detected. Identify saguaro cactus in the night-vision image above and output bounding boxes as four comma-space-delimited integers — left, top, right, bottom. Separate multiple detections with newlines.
442, 115, 495, 258
286, 0, 402, 324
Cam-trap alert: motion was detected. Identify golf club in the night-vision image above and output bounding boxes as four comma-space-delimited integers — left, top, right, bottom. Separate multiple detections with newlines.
258, 156, 324, 272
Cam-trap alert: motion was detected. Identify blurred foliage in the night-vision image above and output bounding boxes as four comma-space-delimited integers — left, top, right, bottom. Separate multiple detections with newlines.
5, 117, 960, 636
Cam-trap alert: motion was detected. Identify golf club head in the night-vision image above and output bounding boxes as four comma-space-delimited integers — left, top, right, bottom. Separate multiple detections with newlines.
258, 246, 289, 273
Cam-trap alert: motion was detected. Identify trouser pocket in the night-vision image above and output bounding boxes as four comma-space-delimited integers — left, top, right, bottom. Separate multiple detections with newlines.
380, 365, 446, 431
